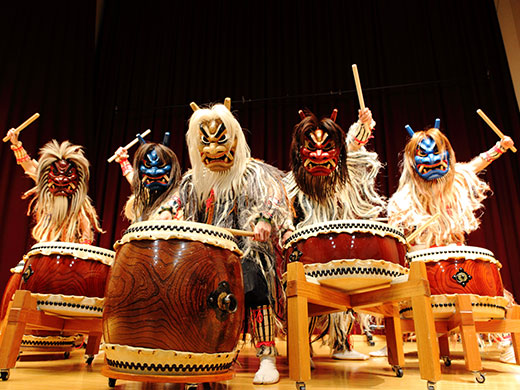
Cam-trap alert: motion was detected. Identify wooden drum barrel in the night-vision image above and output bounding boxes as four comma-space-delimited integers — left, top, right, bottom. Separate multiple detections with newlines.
18, 242, 115, 317
103, 220, 244, 378
283, 220, 409, 292
401, 246, 508, 319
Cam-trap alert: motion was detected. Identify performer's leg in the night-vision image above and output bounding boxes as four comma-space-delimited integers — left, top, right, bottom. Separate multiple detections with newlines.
330, 310, 369, 360
250, 304, 280, 384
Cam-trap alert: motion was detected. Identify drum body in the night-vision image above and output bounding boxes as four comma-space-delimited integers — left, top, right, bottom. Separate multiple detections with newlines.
402, 246, 507, 319
103, 220, 244, 377
283, 220, 409, 292
19, 242, 115, 317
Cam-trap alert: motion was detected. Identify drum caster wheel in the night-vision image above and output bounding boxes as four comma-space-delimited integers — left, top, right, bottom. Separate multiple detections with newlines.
64, 351, 70, 359
441, 356, 451, 367
185, 384, 198, 390
392, 365, 404, 377
108, 378, 116, 387
85, 355, 94, 365
474, 371, 485, 383
427, 381, 436, 390
296, 381, 306, 390
0, 369, 9, 381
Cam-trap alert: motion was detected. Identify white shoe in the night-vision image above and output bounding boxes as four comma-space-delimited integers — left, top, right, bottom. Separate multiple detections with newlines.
500, 345, 517, 364
253, 356, 280, 384
332, 349, 369, 360
369, 346, 388, 357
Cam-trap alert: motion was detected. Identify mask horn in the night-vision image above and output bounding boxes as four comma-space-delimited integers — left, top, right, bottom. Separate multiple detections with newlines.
162, 132, 170, 146
190, 102, 200, 112
405, 125, 415, 137
137, 133, 147, 145
330, 109, 338, 122
298, 110, 306, 120
434, 118, 440, 130
224, 97, 231, 111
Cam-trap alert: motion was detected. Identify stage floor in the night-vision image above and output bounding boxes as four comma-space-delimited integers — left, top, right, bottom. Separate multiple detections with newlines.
4, 335, 520, 389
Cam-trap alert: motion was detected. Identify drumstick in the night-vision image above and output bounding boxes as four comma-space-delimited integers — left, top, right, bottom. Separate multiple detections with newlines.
352, 64, 365, 110
3, 113, 40, 142
225, 228, 255, 237
107, 129, 152, 163
405, 213, 441, 245
476, 109, 517, 153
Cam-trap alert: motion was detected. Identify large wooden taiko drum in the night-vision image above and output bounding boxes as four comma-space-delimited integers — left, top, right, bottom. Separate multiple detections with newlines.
19, 242, 115, 317
401, 245, 508, 319
283, 220, 409, 292
102, 220, 244, 378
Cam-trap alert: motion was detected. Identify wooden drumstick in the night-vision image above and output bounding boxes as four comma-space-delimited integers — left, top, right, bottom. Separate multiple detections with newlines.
225, 228, 255, 237
405, 213, 441, 245
3, 113, 40, 142
476, 109, 517, 153
352, 64, 365, 110
107, 129, 152, 163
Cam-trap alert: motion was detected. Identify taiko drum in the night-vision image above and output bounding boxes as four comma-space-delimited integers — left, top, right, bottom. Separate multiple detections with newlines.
102, 220, 244, 377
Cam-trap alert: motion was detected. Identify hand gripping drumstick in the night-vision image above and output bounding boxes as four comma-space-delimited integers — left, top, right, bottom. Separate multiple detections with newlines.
3, 113, 40, 142
405, 213, 441, 247
107, 129, 152, 163
352, 64, 365, 110
476, 109, 517, 153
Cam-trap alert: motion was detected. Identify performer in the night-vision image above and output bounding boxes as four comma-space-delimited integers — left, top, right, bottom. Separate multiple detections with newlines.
388, 119, 515, 362
113, 133, 182, 222
388, 118, 514, 248
6, 129, 102, 243
283, 107, 385, 360
179, 98, 289, 384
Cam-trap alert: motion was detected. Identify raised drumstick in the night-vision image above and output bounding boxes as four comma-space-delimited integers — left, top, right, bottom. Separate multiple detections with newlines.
107, 129, 152, 163
405, 213, 441, 246
3, 113, 40, 142
477, 109, 517, 153
352, 64, 365, 110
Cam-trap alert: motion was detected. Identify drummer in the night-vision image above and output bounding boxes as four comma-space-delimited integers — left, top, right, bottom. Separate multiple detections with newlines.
388, 118, 514, 249
178, 98, 290, 385
282, 107, 385, 361
113, 132, 182, 222
6, 128, 102, 244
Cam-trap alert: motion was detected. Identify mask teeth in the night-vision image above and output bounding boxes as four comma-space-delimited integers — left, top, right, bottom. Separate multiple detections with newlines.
162, 132, 171, 146
434, 118, 440, 129
405, 125, 415, 137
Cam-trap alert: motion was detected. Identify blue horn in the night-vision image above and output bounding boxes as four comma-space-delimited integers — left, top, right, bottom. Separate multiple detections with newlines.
163, 132, 171, 146
434, 118, 440, 129
405, 125, 415, 137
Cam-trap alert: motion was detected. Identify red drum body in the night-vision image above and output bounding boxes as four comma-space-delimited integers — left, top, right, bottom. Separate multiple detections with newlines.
283, 220, 409, 292
103, 221, 244, 377
402, 246, 508, 319
19, 242, 115, 317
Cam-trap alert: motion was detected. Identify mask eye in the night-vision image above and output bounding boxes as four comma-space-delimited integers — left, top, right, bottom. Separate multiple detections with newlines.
201, 135, 210, 145
304, 139, 316, 151
142, 159, 151, 168
217, 134, 228, 144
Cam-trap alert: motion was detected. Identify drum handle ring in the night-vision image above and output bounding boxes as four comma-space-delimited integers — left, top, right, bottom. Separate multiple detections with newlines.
208, 281, 238, 314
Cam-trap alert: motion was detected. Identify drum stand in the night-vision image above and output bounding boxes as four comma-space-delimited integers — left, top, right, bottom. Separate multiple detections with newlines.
401, 294, 520, 384
0, 290, 103, 381
286, 260, 441, 390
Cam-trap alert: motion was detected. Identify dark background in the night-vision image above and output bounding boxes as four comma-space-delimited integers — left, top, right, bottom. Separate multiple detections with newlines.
1, 1, 519, 300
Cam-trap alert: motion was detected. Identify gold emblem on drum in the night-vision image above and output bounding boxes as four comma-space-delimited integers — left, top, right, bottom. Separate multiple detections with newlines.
22, 264, 34, 282
452, 267, 472, 287
289, 249, 303, 263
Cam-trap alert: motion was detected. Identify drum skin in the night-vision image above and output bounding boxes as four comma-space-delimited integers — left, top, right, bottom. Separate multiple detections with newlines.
0, 272, 22, 320
284, 227, 407, 267
20, 252, 109, 298
103, 238, 244, 354
425, 259, 504, 296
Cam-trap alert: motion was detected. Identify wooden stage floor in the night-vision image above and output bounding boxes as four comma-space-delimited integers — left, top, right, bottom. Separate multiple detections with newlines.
3, 336, 520, 390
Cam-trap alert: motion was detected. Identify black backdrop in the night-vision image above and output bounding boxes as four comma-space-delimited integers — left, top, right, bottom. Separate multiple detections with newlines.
1, 0, 519, 300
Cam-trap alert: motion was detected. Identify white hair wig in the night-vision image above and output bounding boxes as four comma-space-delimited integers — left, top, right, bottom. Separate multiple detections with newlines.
186, 103, 250, 200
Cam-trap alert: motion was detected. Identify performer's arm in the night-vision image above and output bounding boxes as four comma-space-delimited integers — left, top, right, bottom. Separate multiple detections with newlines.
114, 147, 134, 184
347, 107, 375, 152
7, 129, 38, 180
468, 136, 514, 174
79, 210, 94, 245
156, 194, 183, 221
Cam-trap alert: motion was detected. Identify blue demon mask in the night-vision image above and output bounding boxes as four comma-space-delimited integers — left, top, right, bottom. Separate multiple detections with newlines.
138, 148, 172, 191
414, 137, 450, 180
